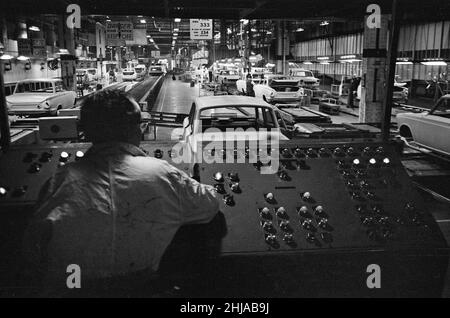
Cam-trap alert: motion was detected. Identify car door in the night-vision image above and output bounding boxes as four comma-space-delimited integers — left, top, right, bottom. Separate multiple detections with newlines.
415, 98, 450, 154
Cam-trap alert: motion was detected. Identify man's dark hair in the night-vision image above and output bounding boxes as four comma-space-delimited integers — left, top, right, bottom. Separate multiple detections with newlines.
80, 90, 141, 144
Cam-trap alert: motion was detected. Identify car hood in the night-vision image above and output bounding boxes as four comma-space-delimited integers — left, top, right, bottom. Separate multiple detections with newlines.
396, 111, 427, 119
6, 93, 50, 104
294, 76, 318, 82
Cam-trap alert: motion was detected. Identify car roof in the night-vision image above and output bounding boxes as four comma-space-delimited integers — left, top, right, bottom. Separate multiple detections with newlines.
194, 95, 274, 110
18, 78, 62, 83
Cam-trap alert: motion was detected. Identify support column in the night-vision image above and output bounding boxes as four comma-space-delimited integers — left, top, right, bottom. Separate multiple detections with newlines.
276, 21, 282, 74
59, 15, 77, 91
359, 14, 389, 123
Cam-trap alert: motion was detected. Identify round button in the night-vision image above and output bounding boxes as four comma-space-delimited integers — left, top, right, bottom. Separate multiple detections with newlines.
298, 206, 309, 217
261, 207, 270, 215
214, 172, 224, 182
353, 158, 360, 166
60, 151, 69, 162
369, 158, 377, 165
230, 182, 240, 193
383, 157, 390, 165
265, 192, 274, 202
302, 192, 311, 201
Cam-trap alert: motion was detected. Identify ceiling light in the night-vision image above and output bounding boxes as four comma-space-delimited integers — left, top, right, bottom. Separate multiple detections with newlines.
174, 18, 181, 23
320, 21, 329, 26
173, 32, 178, 36
17, 55, 29, 61
29, 26, 40, 32
341, 55, 356, 59
173, 28, 179, 32
106, 19, 111, 22
317, 56, 329, 60
140, 19, 146, 24
303, 61, 313, 65
149, 38, 154, 42
0, 54, 13, 60
296, 28, 304, 32
146, 35, 151, 38
421, 60, 447, 66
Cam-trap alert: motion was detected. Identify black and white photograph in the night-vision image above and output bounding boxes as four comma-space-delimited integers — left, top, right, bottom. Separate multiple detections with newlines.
0, 0, 449, 303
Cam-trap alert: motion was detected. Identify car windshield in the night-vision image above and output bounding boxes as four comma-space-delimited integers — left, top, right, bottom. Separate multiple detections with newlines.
15, 81, 53, 93
272, 86, 300, 92
199, 106, 276, 131
123, 71, 134, 75
293, 71, 313, 77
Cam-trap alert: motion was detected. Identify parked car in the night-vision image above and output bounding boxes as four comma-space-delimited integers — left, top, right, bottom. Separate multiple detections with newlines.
392, 85, 409, 104
122, 69, 137, 81
134, 64, 147, 79
216, 70, 240, 85
6, 79, 77, 115
253, 77, 304, 104
148, 64, 166, 76
289, 69, 320, 88
397, 94, 450, 156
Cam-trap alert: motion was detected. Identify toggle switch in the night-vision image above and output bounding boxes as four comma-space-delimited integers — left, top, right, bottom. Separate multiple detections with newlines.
281, 148, 292, 158
265, 234, 277, 245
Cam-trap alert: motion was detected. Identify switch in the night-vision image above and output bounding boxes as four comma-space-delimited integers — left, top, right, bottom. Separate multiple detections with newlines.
214, 172, 224, 182
281, 148, 292, 158
214, 183, 226, 194
283, 233, 294, 244
265, 192, 275, 203
229, 173, 239, 182
28, 162, 42, 173
154, 149, 163, 159
223, 194, 234, 206
302, 219, 316, 231
297, 206, 310, 218
294, 147, 305, 158
382, 157, 390, 166
279, 220, 290, 232
59, 151, 70, 162
12, 186, 27, 197
306, 148, 317, 158
314, 205, 326, 218
262, 221, 275, 233
260, 207, 271, 219
75, 151, 84, 161
276, 207, 288, 219
39, 151, 53, 163
265, 234, 277, 245
302, 192, 312, 202
230, 182, 241, 193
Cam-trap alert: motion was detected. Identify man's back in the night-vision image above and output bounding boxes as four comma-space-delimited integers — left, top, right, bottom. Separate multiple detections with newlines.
30, 142, 219, 286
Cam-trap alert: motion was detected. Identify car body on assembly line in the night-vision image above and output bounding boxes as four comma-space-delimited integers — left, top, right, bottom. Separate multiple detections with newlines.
6, 79, 77, 116
253, 77, 304, 104
397, 94, 450, 156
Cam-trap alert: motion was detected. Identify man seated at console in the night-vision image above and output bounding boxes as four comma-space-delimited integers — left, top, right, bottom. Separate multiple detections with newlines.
23, 90, 223, 296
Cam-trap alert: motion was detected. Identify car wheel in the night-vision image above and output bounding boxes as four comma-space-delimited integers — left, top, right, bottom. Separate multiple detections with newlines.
399, 125, 413, 141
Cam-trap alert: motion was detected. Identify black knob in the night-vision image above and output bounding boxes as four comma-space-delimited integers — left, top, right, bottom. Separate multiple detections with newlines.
278, 170, 290, 181
281, 148, 292, 158
28, 162, 42, 173
224, 194, 235, 206
265, 192, 275, 203
283, 233, 294, 244
230, 182, 241, 193
294, 147, 305, 158
214, 183, 226, 194
229, 172, 240, 182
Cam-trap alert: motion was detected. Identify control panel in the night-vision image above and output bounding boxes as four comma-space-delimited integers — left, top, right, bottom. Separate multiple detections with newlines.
196, 141, 447, 251
0, 141, 189, 206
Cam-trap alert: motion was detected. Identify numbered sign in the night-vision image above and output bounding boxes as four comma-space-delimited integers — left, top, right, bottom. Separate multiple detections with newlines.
190, 19, 213, 40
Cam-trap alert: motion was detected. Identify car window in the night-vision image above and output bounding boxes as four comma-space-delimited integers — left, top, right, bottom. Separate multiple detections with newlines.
55, 82, 64, 92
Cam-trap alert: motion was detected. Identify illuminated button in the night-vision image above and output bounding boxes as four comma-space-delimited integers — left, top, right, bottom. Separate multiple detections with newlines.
278, 170, 289, 181
28, 162, 42, 173
369, 158, 377, 165
294, 147, 305, 158
76, 151, 84, 159
214, 172, 224, 182
214, 183, 226, 194
265, 192, 274, 202
302, 219, 315, 231
306, 233, 316, 242
0, 187, 7, 196
353, 159, 361, 166
383, 158, 390, 165
60, 151, 70, 162
281, 148, 292, 158
298, 206, 309, 217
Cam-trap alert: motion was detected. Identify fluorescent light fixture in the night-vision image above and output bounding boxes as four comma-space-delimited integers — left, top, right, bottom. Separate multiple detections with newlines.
317, 56, 329, 60
296, 28, 304, 32
174, 18, 181, 23
106, 19, 111, 22
17, 55, 29, 61
173, 32, 178, 36
240, 19, 249, 25
303, 61, 313, 65
149, 38, 154, 42
266, 31, 272, 35
341, 55, 356, 59
421, 60, 447, 66
29, 26, 40, 32
173, 28, 179, 32
396, 59, 413, 65
320, 62, 330, 65
251, 28, 257, 32
320, 21, 329, 26
146, 35, 151, 38
140, 19, 146, 23
0, 54, 13, 60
